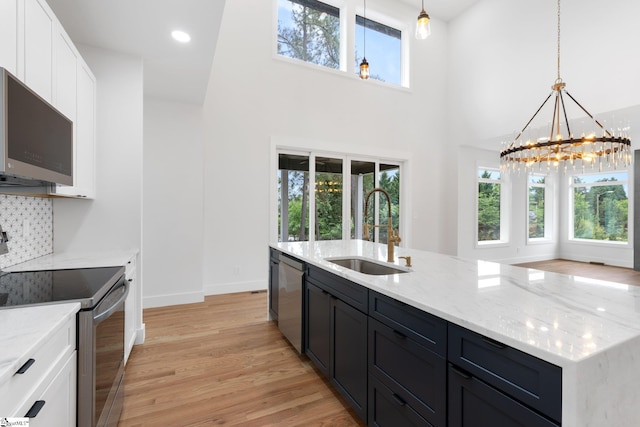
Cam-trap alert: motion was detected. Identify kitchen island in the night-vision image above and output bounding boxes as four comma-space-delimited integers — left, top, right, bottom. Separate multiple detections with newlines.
271, 240, 640, 426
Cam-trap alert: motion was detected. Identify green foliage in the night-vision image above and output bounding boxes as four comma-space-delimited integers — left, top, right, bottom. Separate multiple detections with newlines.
478, 171, 501, 241
278, 2, 340, 68
573, 178, 628, 241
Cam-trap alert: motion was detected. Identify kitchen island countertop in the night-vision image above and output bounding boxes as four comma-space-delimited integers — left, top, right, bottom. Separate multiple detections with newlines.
272, 239, 640, 426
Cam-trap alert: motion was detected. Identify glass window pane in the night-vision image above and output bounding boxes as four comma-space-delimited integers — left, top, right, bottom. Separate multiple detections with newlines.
573, 172, 627, 185
378, 164, 400, 244
315, 157, 343, 240
355, 15, 401, 85
528, 186, 545, 238
350, 160, 375, 239
478, 169, 501, 180
573, 183, 628, 242
277, 0, 341, 69
478, 181, 501, 241
278, 154, 310, 241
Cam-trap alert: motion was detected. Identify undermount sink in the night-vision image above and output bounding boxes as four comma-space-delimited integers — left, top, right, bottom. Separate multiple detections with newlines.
326, 257, 410, 275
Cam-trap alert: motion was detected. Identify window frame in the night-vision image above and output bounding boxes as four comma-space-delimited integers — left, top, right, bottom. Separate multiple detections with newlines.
567, 170, 631, 246
526, 172, 553, 244
475, 166, 510, 247
273, 146, 406, 245
273, 0, 410, 88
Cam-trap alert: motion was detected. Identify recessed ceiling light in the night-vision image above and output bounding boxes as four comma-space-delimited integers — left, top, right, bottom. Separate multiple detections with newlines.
171, 30, 191, 43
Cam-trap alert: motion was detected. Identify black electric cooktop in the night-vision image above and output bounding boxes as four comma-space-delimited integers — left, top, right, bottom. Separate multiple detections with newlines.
0, 266, 125, 309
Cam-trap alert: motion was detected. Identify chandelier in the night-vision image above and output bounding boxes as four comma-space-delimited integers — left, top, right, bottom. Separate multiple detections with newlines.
500, 0, 631, 173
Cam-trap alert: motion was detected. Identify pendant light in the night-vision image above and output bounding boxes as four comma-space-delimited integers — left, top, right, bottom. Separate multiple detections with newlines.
415, 0, 431, 40
500, 0, 631, 173
359, 0, 370, 80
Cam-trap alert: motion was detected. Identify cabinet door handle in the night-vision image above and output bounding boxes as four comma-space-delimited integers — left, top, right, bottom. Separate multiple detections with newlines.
392, 393, 407, 406
25, 400, 46, 418
16, 358, 35, 374
392, 329, 407, 339
450, 365, 472, 380
481, 336, 507, 349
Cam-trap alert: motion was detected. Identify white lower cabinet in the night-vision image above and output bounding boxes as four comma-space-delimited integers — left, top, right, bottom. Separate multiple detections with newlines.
124, 254, 139, 363
0, 314, 76, 424
18, 351, 77, 427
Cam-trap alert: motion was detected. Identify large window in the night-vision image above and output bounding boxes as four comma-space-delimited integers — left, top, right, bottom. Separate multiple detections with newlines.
528, 173, 549, 240
278, 151, 402, 244
278, 154, 310, 241
355, 15, 402, 85
315, 156, 343, 240
277, 0, 340, 69
477, 168, 506, 244
276, 0, 406, 86
570, 171, 629, 242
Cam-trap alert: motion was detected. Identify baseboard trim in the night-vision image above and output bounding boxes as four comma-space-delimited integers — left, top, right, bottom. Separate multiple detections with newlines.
204, 279, 267, 296
143, 291, 204, 309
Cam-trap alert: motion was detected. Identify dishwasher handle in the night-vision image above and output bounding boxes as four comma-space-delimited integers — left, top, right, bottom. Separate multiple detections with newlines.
280, 254, 304, 272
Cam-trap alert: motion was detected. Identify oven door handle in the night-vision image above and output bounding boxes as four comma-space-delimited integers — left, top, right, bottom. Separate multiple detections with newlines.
93, 279, 130, 324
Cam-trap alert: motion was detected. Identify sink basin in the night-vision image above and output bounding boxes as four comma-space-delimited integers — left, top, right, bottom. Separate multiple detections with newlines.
326, 257, 410, 275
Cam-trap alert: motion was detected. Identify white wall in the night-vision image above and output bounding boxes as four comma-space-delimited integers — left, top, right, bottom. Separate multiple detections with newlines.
200, 0, 452, 295
450, 0, 640, 265
142, 98, 205, 307
53, 46, 143, 257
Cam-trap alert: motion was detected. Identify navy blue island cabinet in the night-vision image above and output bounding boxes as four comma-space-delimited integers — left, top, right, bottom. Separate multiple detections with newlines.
305, 264, 369, 421
268, 249, 563, 427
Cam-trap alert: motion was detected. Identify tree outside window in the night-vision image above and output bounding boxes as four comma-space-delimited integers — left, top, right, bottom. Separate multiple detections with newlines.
528, 174, 546, 239
571, 172, 628, 242
277, 0, 340, 69
477, 169, 502, 242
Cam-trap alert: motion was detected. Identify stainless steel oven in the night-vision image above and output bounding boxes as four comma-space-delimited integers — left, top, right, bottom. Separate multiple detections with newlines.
0, 265, 128, 427
78, 273, 128, 427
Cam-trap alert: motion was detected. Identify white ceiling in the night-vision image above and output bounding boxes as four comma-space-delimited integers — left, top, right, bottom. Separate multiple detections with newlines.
46, 0, 478, 105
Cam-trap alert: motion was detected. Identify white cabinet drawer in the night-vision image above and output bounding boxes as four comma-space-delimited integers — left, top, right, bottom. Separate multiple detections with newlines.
17, 351, 76, 426
0, 315, 75, 415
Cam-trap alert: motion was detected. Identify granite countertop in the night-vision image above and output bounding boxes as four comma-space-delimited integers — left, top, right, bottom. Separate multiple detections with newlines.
273, 240, 640, 368
0, 302, 80, 385
3, 249, 138, 272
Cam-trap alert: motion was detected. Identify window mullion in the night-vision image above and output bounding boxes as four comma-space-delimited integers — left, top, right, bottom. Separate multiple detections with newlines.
309, 153, 317, 242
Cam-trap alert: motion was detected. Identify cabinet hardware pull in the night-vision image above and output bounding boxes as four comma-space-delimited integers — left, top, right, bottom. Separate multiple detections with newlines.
450, 365, 472, 379
392, 393, 407, 406
392, 329, 407, 339
481, 336, 507, 349
25, 400, 46, 418
16, 358, 35, 374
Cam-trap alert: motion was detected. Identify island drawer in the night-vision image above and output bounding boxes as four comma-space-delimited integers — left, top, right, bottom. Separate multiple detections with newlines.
448, 363, 560, 427
0, 315, 76, 415
369, 374, 435, 427
448, 324, 562, 422
369, 290, 446, 357
369, 318, 446, 426
306, 264, 368, 313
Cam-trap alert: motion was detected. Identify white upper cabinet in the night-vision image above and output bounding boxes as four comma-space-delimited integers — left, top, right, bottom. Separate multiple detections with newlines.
1, 0, 96, 198
23, 0, 54, 102
52, 28, 77, 121
55, 58, 95, 198
0, 0, 18, 75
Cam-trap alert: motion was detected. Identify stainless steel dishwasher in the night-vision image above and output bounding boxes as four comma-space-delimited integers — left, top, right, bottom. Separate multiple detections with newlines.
278, 254, 304, 353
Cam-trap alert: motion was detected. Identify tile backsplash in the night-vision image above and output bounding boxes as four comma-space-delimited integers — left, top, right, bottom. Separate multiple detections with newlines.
0, 195, 53, 269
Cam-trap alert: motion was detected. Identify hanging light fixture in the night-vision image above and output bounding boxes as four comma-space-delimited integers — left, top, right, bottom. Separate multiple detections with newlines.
359, 0, 370, 79
500, 0, 631, 173
415, 0, 431, 40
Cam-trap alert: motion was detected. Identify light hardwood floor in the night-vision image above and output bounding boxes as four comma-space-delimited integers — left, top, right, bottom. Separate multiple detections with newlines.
514, 259, 640, 286
118, 291, 365, 427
